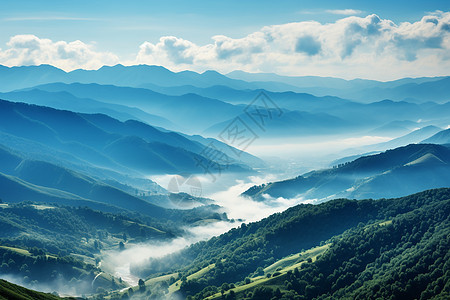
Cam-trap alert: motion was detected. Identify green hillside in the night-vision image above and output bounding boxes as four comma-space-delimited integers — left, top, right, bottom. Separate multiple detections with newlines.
0, 278, 65, 300
0, 202, 176, 256
206, 198, 449, 299
126, 188, 450, 299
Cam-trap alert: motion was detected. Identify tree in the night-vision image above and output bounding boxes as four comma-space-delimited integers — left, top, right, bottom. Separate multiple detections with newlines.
226, 290, 236, 299
255, 267, 264, 276
252, 287, 274, 300
119, 242, 125, 251
275, 288, 282, 298
138, 278, 146, 293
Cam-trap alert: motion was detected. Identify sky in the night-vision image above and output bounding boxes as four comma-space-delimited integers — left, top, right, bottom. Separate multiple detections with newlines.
0, 0, 449, 80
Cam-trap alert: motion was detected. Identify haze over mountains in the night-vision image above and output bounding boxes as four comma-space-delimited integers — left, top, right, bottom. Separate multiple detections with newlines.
228, 70, 450, 103
1, 64, 449, 218
244, 143, 450, 201
1, 65, 449, 146
0, 98, 255, 174
423, 128, 450, 144
2, 64, 449, 103
0, 63, 449, 299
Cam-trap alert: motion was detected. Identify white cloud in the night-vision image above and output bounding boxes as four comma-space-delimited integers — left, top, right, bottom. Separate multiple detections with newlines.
133, 11, 450, 80
137, 36, 199, 66
0, 34, 119, 71
135, 32, 268, 71
1, 12, 450, 80
326, 9, 363, 15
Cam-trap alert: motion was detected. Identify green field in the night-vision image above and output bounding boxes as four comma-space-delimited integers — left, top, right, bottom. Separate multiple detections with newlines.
168, 264, 216, 294
205, 244, 330, 299
0, 245, 31, 256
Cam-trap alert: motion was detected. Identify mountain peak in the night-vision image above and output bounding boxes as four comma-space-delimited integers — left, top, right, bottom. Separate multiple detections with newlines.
405, 153, 446, 167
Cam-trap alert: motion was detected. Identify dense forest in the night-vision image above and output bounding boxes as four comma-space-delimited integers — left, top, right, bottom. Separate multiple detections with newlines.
0, 201, 178, 256
0, 201, 182, 295
272, 197, 450, 299
125, 189, 450, 299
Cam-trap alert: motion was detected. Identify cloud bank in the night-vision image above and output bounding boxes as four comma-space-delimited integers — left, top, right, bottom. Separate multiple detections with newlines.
1, 12, 449, 79
0, 34, 119, 71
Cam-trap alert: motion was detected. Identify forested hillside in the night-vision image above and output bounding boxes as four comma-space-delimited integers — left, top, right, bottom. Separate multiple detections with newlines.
0, 278, 65, 300
124, 189, 450, 299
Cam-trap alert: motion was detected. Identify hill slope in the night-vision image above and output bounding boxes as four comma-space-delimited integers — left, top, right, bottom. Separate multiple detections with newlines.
0, 278, 63, 300
0, 88, 176, 130
422, 128, 450, 144
126, 188, 450, 299
32, 82, 242, 132
0, 99, 249, 175
335, 125, 442, 162
243, 143, 450, 201
203, 190, 450, 300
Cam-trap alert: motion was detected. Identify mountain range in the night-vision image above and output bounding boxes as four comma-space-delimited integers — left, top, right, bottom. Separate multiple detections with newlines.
0, 63, 449, 299
1, 65, 449, 143
0, 98, 254, 176
228, 70, 450, 103
0, 144, 227, 220
0, 64, 293, 93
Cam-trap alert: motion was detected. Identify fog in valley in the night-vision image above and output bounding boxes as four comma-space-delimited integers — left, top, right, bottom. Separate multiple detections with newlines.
106, 132, 400, 287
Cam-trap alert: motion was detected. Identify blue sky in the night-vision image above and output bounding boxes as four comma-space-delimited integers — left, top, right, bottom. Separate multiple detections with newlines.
0, 0, 449, 79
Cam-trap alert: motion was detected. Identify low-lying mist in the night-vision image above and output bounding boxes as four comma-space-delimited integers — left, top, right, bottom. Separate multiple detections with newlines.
205, 174, 309, 221
102, 134, 395, 287
101, 221, 236, 286
248, 135, 391, 161
107, 173, 313, 286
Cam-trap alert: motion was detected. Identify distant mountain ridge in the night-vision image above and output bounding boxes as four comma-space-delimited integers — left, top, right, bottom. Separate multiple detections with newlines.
0, 64, 294, 92
0, 88, 177, 130
0, 98, 251, 175
29, 82, 450, 141
423, 128, 450, 144
333, 125, 443, 164
2, 65, 449, 142
227, 69, 450, 103
243, 143, 450, 200
2, 64, 448, 104
0, 144, 228, 223
29, 82, 243, 132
